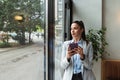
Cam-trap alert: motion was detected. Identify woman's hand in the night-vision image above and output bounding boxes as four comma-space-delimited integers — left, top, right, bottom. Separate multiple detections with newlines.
66, 46, 76, 61
75, 46, 85, 60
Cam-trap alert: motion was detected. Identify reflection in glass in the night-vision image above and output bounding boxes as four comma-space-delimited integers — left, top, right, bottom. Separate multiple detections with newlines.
54, 0, 64, 80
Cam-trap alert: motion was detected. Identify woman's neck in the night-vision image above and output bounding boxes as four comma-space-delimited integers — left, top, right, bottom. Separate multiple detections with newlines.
73, 37, 81, 43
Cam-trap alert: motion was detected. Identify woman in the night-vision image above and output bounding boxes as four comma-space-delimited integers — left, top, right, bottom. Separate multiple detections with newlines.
60, 20, 96, 80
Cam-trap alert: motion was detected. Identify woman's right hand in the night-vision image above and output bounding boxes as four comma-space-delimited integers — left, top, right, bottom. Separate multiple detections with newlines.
66, 46, 76, 59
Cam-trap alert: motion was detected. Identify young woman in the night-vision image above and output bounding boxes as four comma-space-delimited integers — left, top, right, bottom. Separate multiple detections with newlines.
60, 20, 96, 80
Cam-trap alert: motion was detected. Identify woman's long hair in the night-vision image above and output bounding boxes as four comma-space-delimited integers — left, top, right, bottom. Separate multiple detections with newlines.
72, 20, 88, 43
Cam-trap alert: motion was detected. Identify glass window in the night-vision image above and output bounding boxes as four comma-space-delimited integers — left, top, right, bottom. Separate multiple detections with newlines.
0, 0, 45, 80
54, 0, 64, 80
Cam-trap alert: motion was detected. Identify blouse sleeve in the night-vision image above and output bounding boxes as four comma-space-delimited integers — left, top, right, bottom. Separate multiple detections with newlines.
81, 42, 94, 70
60, 42, 71, 70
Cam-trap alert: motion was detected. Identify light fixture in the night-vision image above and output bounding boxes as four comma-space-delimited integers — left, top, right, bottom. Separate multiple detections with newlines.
14, 15, 23, 21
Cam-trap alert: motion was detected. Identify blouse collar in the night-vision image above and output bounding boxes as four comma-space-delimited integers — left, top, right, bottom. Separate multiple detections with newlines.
71, 38, 83, 44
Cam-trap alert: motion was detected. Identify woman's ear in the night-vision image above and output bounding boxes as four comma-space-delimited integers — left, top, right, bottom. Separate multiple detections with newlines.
79, 28, 84, 35
81, 28, 84, 33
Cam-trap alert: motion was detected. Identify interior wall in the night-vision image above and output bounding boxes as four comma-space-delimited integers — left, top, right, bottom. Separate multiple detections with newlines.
72, 0, 102, 80
72, 0, 102, 31
103, 0, 120, 60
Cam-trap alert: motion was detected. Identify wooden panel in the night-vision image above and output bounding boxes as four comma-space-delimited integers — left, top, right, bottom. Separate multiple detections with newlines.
102, 60, 120, 80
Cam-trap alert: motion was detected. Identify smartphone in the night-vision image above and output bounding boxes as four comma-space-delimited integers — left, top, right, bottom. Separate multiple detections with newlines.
69, 43, 78, 50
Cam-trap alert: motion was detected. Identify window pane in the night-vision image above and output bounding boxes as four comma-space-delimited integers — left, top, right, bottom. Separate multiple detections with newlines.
54, 0, 64, 80
0, 0, 45, 80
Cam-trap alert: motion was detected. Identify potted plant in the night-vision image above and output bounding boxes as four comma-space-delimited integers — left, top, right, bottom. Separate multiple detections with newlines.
86, 27, 108, 61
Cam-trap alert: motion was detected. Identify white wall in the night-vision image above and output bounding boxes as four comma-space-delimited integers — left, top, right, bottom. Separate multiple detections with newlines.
72, 0, 102, 80
103, 0, 120, 60
72, 0, 102, 30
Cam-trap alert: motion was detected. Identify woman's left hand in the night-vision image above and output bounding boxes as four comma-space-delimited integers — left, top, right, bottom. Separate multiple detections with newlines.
74, 46, 85, 60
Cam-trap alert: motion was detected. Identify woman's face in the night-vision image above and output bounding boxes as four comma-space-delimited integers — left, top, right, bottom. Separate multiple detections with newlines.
71, 23, 83, 38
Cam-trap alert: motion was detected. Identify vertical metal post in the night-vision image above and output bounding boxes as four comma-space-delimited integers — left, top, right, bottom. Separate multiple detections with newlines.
46, 0, 55, 80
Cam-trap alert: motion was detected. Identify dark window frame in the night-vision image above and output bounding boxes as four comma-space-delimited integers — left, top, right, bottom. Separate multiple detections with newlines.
45, 0, 73, 80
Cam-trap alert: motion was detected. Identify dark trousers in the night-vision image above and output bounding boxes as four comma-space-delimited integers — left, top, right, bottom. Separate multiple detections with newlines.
72, 72, 83, 80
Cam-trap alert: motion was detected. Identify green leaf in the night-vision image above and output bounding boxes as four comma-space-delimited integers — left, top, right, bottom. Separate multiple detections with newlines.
86, 27, 108, 61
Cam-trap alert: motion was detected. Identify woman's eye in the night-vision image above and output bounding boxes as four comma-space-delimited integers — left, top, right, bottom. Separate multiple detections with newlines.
74, 27, 78, 30
71, 26, 79, 30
